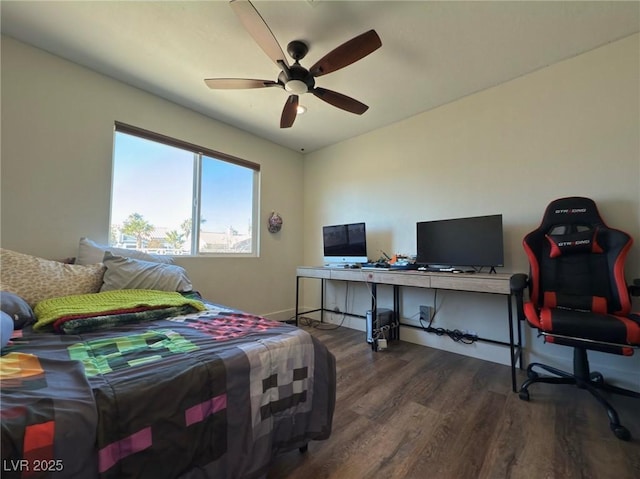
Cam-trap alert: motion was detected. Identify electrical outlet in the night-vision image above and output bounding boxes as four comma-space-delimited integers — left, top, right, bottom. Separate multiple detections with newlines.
419, 305, 432, 321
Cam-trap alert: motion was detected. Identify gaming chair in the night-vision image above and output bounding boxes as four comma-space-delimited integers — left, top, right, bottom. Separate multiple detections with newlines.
511, 196, 640, 440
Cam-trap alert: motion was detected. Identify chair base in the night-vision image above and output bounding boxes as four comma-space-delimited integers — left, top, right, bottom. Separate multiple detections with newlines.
518, 348, 640, 441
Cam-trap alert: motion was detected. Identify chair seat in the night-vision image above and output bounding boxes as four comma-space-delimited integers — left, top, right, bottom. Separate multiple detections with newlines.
533, 306, 640, 342
524, 304, 640, 355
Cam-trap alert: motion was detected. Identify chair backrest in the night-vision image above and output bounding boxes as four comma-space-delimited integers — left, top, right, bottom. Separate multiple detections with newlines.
524, 197, 633, 315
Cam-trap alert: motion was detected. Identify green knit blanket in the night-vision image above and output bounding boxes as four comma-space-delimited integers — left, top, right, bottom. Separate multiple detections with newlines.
33, 289, 206, 331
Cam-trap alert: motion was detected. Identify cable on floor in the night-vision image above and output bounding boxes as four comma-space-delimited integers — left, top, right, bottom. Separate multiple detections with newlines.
418, 290, 477, 344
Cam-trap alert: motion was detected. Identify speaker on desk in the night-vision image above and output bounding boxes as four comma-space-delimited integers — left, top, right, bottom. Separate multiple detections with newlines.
366, 308, 392, 343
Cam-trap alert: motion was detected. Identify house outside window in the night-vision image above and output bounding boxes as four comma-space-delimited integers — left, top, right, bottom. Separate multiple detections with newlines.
110, 122, 260, 256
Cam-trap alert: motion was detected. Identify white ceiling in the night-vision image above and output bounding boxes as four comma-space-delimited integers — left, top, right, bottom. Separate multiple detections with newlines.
2, 1, 639, 153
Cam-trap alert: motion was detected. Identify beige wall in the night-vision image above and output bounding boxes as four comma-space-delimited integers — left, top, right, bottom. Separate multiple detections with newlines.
302, 34, 640, 390
2, 32, 639, 389
1, 36, 304, 319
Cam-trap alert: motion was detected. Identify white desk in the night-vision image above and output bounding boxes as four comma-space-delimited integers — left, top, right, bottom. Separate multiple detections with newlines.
295, 266, 524, 392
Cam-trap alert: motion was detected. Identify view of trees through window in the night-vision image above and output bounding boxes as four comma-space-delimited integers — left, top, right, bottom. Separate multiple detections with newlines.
110, 126, 259, 256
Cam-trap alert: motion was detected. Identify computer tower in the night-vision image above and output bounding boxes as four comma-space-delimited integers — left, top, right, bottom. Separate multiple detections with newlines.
366, 308, 392, 343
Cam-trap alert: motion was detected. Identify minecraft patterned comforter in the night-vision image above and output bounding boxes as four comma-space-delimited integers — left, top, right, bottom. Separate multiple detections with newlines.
0, 304, 336, 479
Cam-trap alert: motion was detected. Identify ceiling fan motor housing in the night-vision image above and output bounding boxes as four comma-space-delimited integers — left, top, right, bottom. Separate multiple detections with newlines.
279, 63, 315, 94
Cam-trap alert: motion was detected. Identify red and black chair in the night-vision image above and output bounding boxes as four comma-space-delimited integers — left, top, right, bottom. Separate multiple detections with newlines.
511, 196, 640, 440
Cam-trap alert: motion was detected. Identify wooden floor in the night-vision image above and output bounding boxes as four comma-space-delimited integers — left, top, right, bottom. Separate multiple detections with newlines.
267, 324, 640, 479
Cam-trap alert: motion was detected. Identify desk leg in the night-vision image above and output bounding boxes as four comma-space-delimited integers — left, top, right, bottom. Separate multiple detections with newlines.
320, 278, 325, 323
294, 276, 326, 326
295, 276, 300, 327
393, 285, 400, 341
508, 295, 517, 392
517, 306, 523, 370
370, 283, 377, 317
371, 283, 377, 350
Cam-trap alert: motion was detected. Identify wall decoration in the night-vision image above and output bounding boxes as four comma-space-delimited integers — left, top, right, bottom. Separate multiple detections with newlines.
268, 211, 283, 233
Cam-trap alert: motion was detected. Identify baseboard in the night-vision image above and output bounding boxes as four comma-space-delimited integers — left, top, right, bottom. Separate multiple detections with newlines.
302, 307, 640, 393
312, 311, 511, 366
399, 326, 511, 366
261, 308, 297, 323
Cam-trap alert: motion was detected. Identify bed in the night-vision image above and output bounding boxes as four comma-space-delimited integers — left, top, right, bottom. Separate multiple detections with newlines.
0, 244, 336, 479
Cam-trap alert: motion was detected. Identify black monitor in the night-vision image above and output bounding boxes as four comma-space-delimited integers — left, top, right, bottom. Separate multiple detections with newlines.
322, 222, 368, 265
416, 214, 504, 269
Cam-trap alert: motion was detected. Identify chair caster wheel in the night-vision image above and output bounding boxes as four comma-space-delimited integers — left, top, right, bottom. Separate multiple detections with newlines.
299, 444, 309, 453
527, 370, 539, 380
611, 424, 631, 441
590, 372, 604, 384
518, 389, 530, 401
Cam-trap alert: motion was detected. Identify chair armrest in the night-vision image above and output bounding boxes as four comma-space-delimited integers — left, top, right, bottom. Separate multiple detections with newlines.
510, 273, 529, 322
510, 273, 528, 294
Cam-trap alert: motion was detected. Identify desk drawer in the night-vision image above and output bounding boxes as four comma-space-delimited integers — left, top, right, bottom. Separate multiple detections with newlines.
297, 267, 331, 279
429, 274, 511, 294
329, 269, 367, 281
366, 271, 431, 288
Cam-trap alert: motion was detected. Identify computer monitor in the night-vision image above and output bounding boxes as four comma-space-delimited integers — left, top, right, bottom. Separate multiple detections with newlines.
322, 222, 368, 265
416, 214, 504, 269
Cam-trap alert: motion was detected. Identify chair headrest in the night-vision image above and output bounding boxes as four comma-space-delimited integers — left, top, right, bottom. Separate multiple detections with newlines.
540, 196, 605, 231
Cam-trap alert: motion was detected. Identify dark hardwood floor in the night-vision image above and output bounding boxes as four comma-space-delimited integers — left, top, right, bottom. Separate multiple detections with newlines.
267, 323, 640, 479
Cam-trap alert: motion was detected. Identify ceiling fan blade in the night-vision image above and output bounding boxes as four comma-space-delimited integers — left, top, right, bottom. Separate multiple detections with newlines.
312, 88, 369, 115
309, 29, 382, 78
280, 95, 298, 128
204, 78, 280, 89
230, 0, 290, 72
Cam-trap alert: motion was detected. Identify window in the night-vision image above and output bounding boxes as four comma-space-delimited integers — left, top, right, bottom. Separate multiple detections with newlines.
110, 122, 260, 256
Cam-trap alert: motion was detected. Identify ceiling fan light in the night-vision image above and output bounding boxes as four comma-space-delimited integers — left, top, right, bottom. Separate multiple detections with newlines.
296, 105, 307, 115
285, 79, 308, 94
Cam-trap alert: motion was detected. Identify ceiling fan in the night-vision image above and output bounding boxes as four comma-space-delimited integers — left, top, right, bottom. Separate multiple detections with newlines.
205, 0, 382, 128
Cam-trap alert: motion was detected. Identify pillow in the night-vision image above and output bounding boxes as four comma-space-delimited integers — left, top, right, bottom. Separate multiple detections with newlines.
0, 291, 36, 329
546, 229, 603, 258
76, 237, 175, 265
1, 312, 13, 352
101, 253, 192, 292
0, 248, 106, 307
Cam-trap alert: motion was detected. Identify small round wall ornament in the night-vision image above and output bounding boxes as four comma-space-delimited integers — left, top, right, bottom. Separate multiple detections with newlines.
268, 211, 283, 233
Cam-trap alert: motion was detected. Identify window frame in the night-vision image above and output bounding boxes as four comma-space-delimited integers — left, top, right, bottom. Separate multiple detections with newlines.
112, 121, 261, 257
